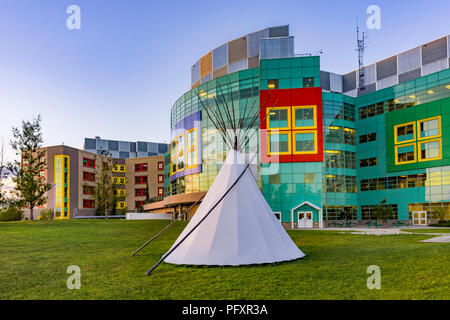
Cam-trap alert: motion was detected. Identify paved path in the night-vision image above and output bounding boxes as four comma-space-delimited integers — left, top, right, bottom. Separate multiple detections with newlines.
419, 235, 450, 243
317, 226, 450, 242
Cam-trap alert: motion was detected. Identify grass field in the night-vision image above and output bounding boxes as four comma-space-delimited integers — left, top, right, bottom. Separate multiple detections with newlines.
0, 220, 448, 300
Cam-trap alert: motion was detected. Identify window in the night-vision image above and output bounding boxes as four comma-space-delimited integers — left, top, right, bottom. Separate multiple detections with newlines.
344, 128, 355, 145
293, 106, 316, 129
359, 132, 376, 143
304, 173, 315, 184
135, 176, 148, 184
186, 129, 196, 148
395, 122, 415, 144
157, 162, 164, 170
115, 189, 126, 197
360, 157, 377, 167
158, 187, 164, 196
83, 158, 95, 168
325, 175, 356, 193
394, 116, 442, 165
158, 175, 164, 183
83, 172, 95, 181
303, 77, 314, 87
39, 170, 45, 178
268, 174, 280, 184
396, 143, 416, 164
116, 202, 125, 209
83, 186, 95, 195
113, 165, 125, 172
186, 150, 196, 168
418, 139, 442, 162
83, 199, 95, 208
325, 151, 356, 169
135, 201, 145, 209
267, 79, 278, 89
267, 107, 290, 129
135, 188, 147, 197
418, 116, 440, 140
268, 132, 290, 154
293, 131, 316, 154
135, 163, 148, 172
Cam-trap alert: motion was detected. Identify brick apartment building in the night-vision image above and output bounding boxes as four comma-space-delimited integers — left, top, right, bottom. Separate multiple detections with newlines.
23, 145, 164, 220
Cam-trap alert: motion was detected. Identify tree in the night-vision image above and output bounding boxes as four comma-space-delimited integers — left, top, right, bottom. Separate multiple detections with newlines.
372, 199, 394, 225
433, 207, 446, 222
0, 140, 5, 206
92, 152, 115, 218
8, 115, 52, 220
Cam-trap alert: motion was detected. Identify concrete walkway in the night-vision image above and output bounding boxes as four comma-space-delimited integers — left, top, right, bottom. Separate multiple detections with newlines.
317, 226, 450, 242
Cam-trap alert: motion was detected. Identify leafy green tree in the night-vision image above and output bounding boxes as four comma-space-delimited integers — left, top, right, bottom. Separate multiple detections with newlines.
8, 115, 52, 220
93, 152, 115, 218
372, 199, 394, 225
432, 207, 446, 222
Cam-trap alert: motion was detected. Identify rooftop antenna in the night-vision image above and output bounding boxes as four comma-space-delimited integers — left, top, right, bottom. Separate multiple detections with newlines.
356, 24, 368, 92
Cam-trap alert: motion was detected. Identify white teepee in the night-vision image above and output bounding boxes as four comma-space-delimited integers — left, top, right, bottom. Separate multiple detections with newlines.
164, 150, 305, 266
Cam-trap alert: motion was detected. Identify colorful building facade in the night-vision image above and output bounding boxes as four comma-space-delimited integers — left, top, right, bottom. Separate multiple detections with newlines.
164, 26, 450, 227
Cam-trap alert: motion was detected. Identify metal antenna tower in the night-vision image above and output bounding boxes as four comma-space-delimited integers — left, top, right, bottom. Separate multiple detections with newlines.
356, 26, 368, 92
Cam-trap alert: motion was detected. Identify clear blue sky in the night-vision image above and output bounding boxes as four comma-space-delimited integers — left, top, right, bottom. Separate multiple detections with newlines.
1, 0, 449, 162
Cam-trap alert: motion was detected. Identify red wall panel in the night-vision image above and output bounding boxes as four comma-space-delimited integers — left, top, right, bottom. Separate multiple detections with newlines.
260, 87, 323, 163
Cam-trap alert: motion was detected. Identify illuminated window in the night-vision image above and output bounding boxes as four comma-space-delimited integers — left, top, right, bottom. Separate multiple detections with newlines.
395, 122, 415, 144
158, 187, 164, 196
418, 139, 442, 162
267, 107, 290, 129
268, 132, 290, 154
267, 79, 278, 89
157, 162, 164, 170
303, 77, 314, 87
177, 154, 185, 171
186, 150, 197, 168
186, 129, 196, 148
158, 175, 164, 183
293, 106, 316, 129
293, 131, 317, 154
395, 143, 416, 164
418, 116, 440, 140
304, 173, 315, 183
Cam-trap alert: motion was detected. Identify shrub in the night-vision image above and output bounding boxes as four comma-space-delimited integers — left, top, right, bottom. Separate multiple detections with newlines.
0, 206, 24, 222
430, 220, 450, 227
39, 209, 54, 221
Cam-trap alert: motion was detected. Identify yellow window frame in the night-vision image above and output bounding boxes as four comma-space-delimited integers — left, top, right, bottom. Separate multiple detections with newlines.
417, 116, 441, 141
418, 138, 442, 162
394, 121, 416, 145
176, 133, 185, 155
116, 201, 125, 209
394, 142, 416, 165
267, 130, 291, 155
186, 128, 197, 150
292, 105, 317, 129
186, 149, 197, 169
292, 130, 318, 155
266, 107, 291, 130
176, 151, 185, 173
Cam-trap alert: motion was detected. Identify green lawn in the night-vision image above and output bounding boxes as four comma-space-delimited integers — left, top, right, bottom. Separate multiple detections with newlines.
0, 220, 448, 300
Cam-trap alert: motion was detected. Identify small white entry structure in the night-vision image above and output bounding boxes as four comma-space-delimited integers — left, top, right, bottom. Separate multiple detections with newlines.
291, 201, 323, 229
164, 150, 305, 266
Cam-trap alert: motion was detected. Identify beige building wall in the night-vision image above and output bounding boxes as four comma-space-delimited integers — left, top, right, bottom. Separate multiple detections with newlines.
125, 156, 165, 210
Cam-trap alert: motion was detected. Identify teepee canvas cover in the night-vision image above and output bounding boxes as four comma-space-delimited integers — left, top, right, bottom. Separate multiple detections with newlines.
164, 150, 305, 266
